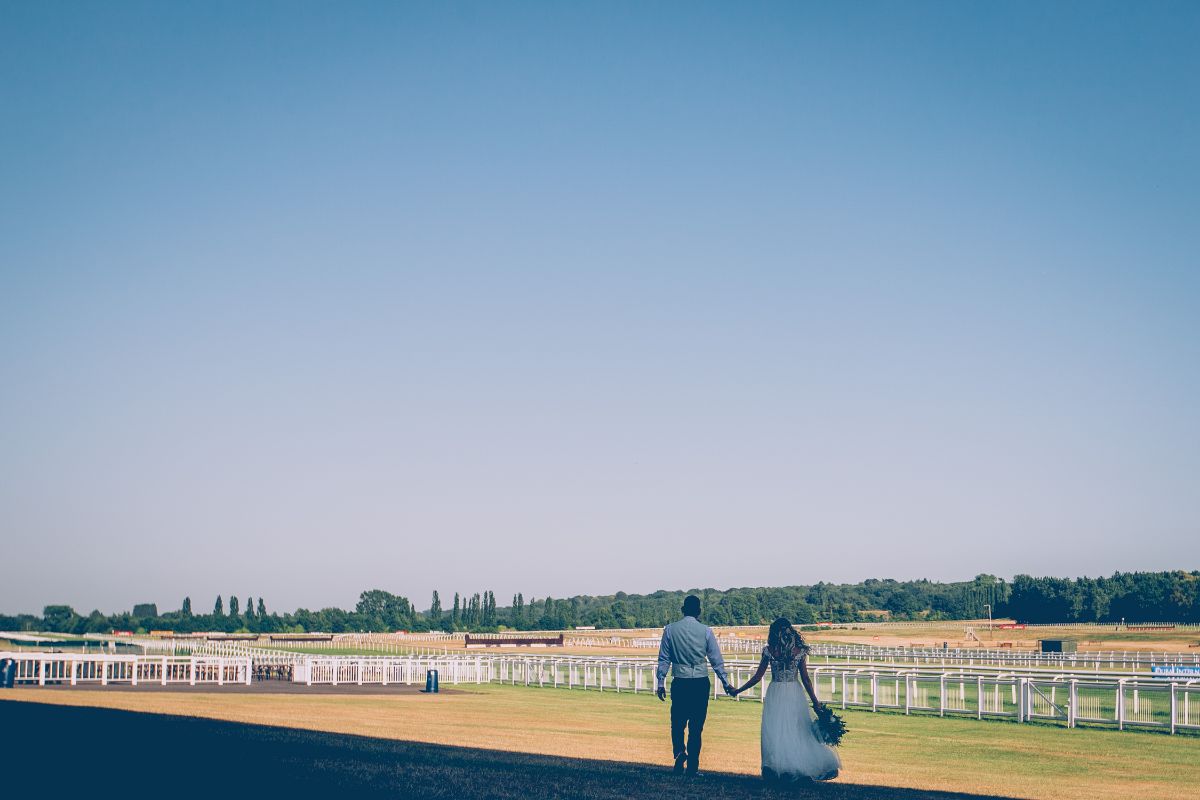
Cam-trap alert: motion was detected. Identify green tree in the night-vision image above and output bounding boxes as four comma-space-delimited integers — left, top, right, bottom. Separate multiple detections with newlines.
43, 605, 80, 633
430, 591, 442, 627
181, 597, 192, 616
214, 596, 224, 616
257, 597, 266, 617
513, 593, 525, 629
229, 596, 240, 617
132, 603, 158, 618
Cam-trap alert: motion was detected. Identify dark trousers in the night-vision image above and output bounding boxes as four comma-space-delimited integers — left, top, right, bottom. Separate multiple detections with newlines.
669, 676, 710, 771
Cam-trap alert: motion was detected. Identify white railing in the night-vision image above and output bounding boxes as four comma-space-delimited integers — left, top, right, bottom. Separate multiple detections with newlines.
804, 644, 1200, 671
8, 643, 1198, 736
293, 654, 492, 686
0, 651, 251, 686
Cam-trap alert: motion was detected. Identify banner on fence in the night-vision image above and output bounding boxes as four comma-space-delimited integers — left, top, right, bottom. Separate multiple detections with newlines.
1150, 665, 1200, 677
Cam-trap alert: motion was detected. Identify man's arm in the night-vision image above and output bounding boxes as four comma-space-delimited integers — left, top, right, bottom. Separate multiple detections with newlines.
705, 627, 732, 691
655, 627, 672, 698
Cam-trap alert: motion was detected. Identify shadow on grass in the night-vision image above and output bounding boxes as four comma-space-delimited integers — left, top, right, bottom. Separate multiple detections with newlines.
0, 700, 1016, 800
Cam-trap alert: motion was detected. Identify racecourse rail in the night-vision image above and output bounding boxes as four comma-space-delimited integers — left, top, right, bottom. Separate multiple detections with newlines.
8, 643, 1197, 736
0, 651, 251, 686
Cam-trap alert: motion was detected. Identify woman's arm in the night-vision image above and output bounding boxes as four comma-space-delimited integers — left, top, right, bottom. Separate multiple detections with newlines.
798, 652, 822, 709
730, 653, 769, 696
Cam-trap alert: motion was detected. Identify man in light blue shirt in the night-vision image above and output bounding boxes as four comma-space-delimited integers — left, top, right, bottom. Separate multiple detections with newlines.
656, 594, 734, 775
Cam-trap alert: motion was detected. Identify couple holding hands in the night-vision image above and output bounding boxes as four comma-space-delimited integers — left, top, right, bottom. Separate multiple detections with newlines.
655, 595, 841, 782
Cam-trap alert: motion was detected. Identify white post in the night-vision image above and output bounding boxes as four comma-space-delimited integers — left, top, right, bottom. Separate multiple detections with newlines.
162, 656, 168, 686
1117, 681, 1124, 731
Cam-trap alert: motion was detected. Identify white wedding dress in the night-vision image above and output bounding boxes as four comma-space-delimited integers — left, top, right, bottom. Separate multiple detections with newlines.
760, 646, 841, 781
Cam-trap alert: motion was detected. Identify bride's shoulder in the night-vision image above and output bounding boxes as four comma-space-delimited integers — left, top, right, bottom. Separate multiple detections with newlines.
761, 645, 771, 658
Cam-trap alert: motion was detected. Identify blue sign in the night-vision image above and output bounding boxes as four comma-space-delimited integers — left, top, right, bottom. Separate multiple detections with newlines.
1150, 665, 1200, 678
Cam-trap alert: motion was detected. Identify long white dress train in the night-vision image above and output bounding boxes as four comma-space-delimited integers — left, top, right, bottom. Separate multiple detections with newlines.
760, 647, 841, 781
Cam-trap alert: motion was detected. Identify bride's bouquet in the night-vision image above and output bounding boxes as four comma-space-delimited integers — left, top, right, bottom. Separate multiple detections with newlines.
812, 703, 848, 746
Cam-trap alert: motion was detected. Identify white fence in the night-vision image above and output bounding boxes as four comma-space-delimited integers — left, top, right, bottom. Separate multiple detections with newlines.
808, 665, 1200, 735
805, 644, 1200, 671
9, 644, 1199, 736
293, 655, 492, 686
0, 651, 251, 686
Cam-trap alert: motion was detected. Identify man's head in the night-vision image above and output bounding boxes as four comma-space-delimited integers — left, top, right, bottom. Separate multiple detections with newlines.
681, 595, 701, 618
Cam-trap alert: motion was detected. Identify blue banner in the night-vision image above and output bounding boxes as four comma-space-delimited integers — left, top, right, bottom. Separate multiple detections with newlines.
1150, 665, 1200, 677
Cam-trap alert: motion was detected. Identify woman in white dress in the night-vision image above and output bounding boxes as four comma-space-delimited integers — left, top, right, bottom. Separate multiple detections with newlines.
729, 618, 840, 782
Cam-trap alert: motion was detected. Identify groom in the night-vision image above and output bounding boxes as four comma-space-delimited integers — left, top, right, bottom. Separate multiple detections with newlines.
656, 594, 734, 776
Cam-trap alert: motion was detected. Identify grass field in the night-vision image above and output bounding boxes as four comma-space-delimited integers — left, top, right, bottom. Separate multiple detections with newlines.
3, 682, 1195, 799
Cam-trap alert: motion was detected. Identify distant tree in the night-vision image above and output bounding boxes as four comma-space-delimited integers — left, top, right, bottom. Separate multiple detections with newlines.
513, 593, 525, 629
452, 593, 461, 628
181, 597, 192, 616
214, 596, 224, 616
430, 591, 442, 627
229, 596, 240, 616
83, 609, 109, 633
482, 591, 495, 627
43, 605, 80, 633
132, 603, 158, 618
245, 597, 255, 619
257, 598, 266, 617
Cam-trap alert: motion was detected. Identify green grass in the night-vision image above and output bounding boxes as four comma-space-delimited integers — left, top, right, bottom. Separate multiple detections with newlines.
8, 680, 1198, 799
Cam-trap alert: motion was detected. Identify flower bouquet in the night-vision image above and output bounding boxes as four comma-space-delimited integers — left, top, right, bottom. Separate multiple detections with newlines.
812, 703, 848, 746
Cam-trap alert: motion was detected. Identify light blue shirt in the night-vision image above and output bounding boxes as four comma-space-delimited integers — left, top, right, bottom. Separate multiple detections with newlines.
655, 615, 729, 690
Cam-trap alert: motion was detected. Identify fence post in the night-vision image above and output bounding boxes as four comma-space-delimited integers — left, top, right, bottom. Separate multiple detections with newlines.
1170, 683, 1177, 735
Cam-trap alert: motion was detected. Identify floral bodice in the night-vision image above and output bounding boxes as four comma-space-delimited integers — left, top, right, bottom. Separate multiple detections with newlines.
764, 646, 804, 683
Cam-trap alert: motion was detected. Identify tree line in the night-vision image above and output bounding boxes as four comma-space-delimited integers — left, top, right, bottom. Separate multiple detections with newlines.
3, 571, 1196, 635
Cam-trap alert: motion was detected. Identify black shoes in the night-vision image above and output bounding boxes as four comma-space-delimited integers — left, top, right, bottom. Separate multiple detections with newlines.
672, 751, 688, 775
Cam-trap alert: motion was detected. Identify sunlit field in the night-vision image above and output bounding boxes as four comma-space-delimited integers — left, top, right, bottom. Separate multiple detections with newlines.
4, 681, 1196, 800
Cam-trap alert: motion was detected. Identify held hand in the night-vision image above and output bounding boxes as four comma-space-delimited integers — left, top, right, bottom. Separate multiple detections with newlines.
656, 686, 666, 702
726, 686, 739, 697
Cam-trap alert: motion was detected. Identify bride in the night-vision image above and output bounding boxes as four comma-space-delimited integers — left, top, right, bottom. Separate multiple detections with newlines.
729, 618, 840, 782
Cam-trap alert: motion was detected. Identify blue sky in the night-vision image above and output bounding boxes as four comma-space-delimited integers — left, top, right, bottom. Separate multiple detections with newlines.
1, 2, 1197, 614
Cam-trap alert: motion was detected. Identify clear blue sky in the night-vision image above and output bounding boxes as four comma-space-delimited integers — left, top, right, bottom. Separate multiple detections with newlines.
2, 2, 1197, 615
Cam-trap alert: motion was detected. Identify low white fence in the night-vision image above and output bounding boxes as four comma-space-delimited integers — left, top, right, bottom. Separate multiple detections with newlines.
0, 652, 251, 686
9, 645, 1198, 736
631, 637, 1200, 671
806, 644, 1200, 671
808, 665, 1200, 735
293, 655, 492, 686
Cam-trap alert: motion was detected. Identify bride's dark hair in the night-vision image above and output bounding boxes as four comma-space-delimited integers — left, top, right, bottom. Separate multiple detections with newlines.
767, 617, 809, 657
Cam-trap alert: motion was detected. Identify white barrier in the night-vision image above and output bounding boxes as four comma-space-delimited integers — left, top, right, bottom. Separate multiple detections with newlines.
0, 652, 251, 686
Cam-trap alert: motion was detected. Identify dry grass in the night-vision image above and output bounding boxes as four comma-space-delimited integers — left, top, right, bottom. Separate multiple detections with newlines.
4, 682, 1196, 799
